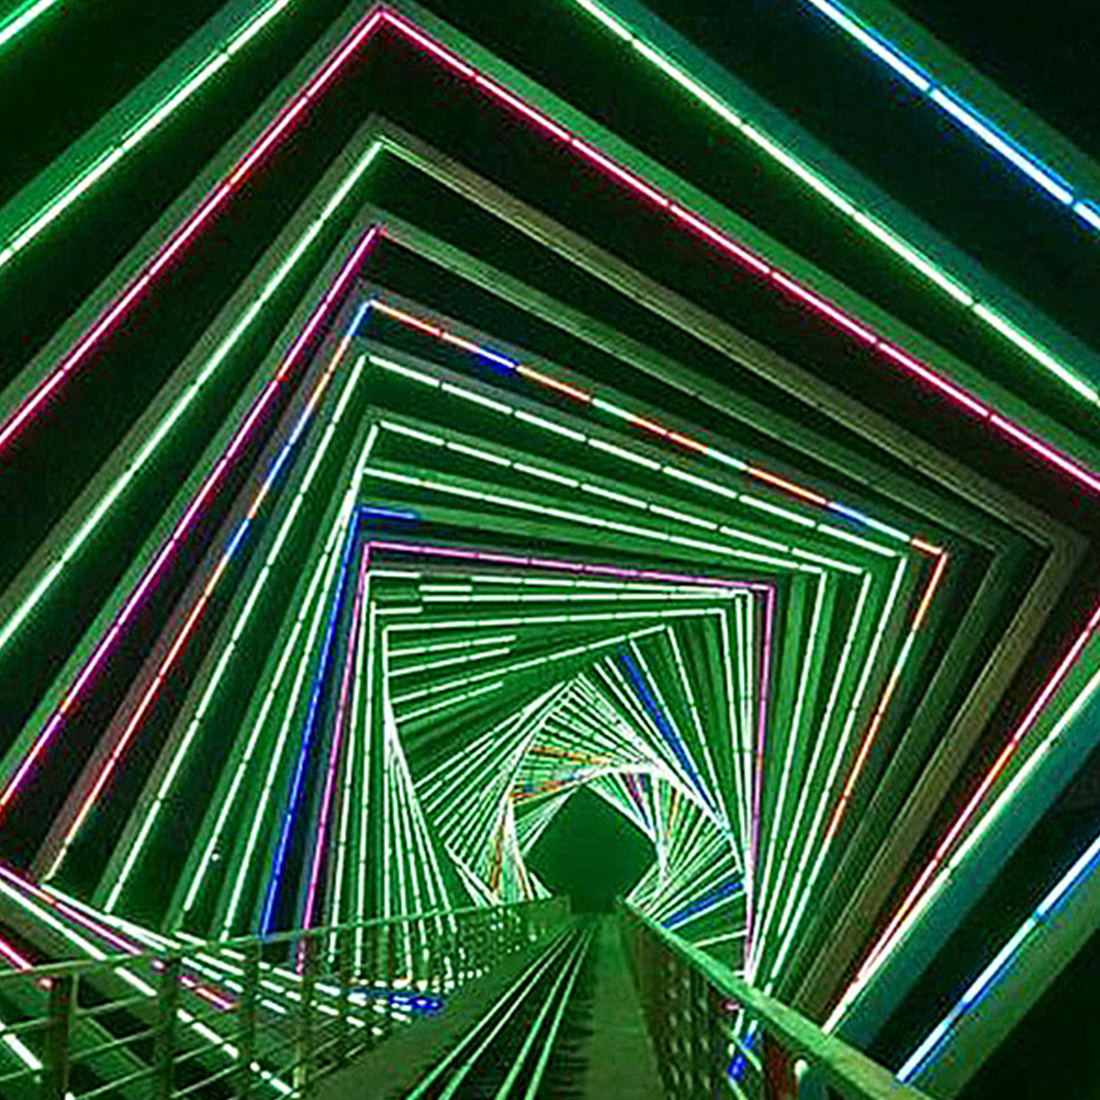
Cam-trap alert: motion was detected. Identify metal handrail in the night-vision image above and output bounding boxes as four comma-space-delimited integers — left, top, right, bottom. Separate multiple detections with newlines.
619, 901, 933, 1100
0, 896, 556, 987
0, 896, 570, 1099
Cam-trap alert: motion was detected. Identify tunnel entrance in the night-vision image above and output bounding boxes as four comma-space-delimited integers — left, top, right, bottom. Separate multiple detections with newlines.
526, 787, 653, 912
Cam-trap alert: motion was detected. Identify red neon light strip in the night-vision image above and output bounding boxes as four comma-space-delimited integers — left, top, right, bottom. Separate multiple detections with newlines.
746, 466, 829, 506
1, 10, 1091, 969
912, 551, 948, 631
668, 430, 709, 455
909, 536, 943, 557
0, 231, 379, 819
630, 412, 670, 437
857, 596, 1100, 983
515, 364, 592, 403
2, 3, 1094, 516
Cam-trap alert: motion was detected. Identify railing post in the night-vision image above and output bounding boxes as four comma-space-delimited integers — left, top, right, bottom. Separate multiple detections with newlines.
660, 941, 679, 1096
295, 934, 318, 1094
235, 943, 260, 1099
360, 923, 376, 1050
42, 975, 75, 1100
442, 912, 455, 992
763, 1032, 798, 1100
413, 917, 425, 990
153, 957, 181, 1100
384, 922, 396, 1036
689, 967, 718, 1098
689, 966, 707, 1096
477, 910, 488, 974
425, 915, 440, 998
336, 925, 352, 1066
705, 985, 724, 1099
453, 911, 466, 986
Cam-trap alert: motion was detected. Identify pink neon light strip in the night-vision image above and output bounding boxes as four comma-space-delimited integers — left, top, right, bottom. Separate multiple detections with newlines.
0, 864, 139, 956
366, 539, 769, 593
1, 6, 1091, 975
0, 868, 237, 1008
0, 231, 379, 822
0, 932, 33, 970
0, 11, 385, 456
853, 594, 1100, 987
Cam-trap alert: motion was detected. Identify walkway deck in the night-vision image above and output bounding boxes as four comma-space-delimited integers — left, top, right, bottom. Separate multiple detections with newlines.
314, 915, 663, 1097
573, 915, 664, 1098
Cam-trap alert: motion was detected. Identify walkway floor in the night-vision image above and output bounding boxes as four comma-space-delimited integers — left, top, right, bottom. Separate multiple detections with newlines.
572, 915, 664, 1098
314, 939, 550, 1099
314, 915, 664, 1097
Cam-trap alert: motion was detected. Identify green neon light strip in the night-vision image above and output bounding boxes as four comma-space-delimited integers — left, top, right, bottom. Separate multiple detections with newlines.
568, 0, 1100, 408
764, 560, 909, 986
367, 336, 928, 963
103, 264, 915, 972
219, 469, 365, 934
755, 572, 829, 946
371, 352, 903, 561
102, 354, 374, 909
0, 0, 295, 270
0, 0, 62, 54
112, 409, 378, 918
749, 571, 872, 980
0, 139, 382, 670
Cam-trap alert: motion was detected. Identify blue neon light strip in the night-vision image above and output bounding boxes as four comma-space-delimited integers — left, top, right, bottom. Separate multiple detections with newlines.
897, 825, 1100, 1080
619, 650, 714, 812
663, 875, 742, 929
799, 0, 1100, 231
260, 510, 361, 933
351, 988, 445, 1015
359, 504, 420, 521
729, 1024, 758, 1081
256, 492, 415, 932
